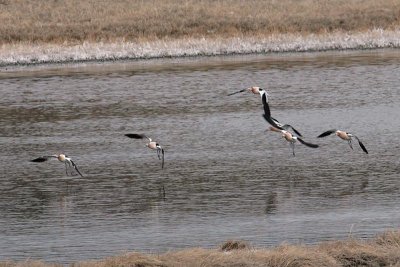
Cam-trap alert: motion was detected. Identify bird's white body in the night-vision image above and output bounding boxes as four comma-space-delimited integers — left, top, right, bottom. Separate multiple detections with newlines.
335, 130, 352, 140
146, 138, 159, 150
281, 130, 297, 143
270, 127, 297, 143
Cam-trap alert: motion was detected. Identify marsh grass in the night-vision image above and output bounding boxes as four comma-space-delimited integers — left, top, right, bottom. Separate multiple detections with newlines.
2, 230, 400, 267
0, 0, 400, 45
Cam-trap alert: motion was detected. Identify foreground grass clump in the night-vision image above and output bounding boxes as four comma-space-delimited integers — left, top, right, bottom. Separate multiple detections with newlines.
2, 231, 400, 267
0, 0, 400, 44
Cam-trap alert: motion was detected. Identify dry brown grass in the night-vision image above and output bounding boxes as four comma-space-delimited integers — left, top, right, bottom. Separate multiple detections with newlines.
2, 230, 400, 267
0, 0, 399, 45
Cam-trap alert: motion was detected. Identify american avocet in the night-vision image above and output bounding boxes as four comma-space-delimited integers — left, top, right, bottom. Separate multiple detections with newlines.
228, 86, 269, 101
125, 134, 165, 168
30, 154, 83, 177
317, 129, 368, 154
261, 90, 303, 136
269, 127, 319, 156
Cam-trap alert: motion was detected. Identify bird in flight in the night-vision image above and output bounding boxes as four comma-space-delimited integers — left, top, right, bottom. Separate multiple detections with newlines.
269, 127, 319, 156
30, 154, 83, 177
317, 129, 368, 154
125, 134, 165, 168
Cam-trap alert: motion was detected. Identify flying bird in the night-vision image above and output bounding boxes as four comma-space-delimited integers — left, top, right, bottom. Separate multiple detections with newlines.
30, 154, 83, 177
261, 91, 303, 136
317, 129, 368, 154
269, 127, 319, 156
227, 86, 270, 101
125, 134, 165, 168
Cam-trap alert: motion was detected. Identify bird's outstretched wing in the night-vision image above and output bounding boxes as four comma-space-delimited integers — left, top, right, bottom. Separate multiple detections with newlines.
261, 92, 271, 117
30, 155, 57, 162
297, 138, 319, 148
125, 134, 150, 141
270, 116, 280, 124
70, 160, 84, 177
317, 129, 337, 138
227, 89, 246, 96
262, 93, 284, 130
353, 136, 368, 154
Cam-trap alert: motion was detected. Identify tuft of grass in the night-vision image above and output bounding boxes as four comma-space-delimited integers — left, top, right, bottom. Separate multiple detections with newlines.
2, 230, 400, 267
220, 240, 251, 251
0, 0, 400, 45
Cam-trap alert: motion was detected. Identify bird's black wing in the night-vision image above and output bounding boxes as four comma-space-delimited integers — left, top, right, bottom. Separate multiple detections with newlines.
227, 89, 246, 96
30, 155, 57, 162
31, 157, 48, 162
262, 114, 284, 130
270, 116, 280, 124
125, 134, 148, 139
262, 94, 284, 130
261, 92, 271, 117
317, 129, 337, 138
354, 136, 368, 154
297, 138, 319, 148
70, 160, 84, 177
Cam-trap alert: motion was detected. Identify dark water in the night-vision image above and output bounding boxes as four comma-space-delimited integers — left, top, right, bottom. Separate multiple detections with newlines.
0, 49, 399, 264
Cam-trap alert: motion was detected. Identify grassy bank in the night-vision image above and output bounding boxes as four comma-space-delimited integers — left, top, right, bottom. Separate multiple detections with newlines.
1, 231, 400, 267
1, 0, 400, 65
1, 0, 400, 45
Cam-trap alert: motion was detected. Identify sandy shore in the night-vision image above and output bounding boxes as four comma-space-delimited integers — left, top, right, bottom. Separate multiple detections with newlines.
1, 29, 399, 66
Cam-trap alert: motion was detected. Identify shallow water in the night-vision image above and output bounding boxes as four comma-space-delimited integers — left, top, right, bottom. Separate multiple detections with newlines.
0, 49, 400, 264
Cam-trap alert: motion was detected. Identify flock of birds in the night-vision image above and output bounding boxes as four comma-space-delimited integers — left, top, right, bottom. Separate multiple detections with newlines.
231, 86, 368, 156
30, 86, 368, 177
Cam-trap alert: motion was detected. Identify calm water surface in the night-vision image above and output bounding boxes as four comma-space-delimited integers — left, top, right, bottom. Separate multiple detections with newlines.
0, 50, 400, 264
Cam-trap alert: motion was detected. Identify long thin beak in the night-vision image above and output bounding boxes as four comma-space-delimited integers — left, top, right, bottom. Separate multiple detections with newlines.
227, 89, 246, 96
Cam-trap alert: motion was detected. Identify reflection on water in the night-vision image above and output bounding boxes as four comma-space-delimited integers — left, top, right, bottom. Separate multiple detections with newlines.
0, 49, 400, 264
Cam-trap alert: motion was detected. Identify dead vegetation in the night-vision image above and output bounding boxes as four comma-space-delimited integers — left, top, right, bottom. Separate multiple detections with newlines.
2, 230, 400, 267
0, 0, 399, 45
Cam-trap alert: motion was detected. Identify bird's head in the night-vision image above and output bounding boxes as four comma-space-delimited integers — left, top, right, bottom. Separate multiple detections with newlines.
58, 154, 66, 162
249, 86, 261, 94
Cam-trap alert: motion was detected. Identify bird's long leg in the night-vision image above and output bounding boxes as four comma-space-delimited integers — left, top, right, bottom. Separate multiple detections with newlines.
348, 139, 353, 150
157, 148, 161, 160
156, 146, 165, 169
290, 142, 295, 157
